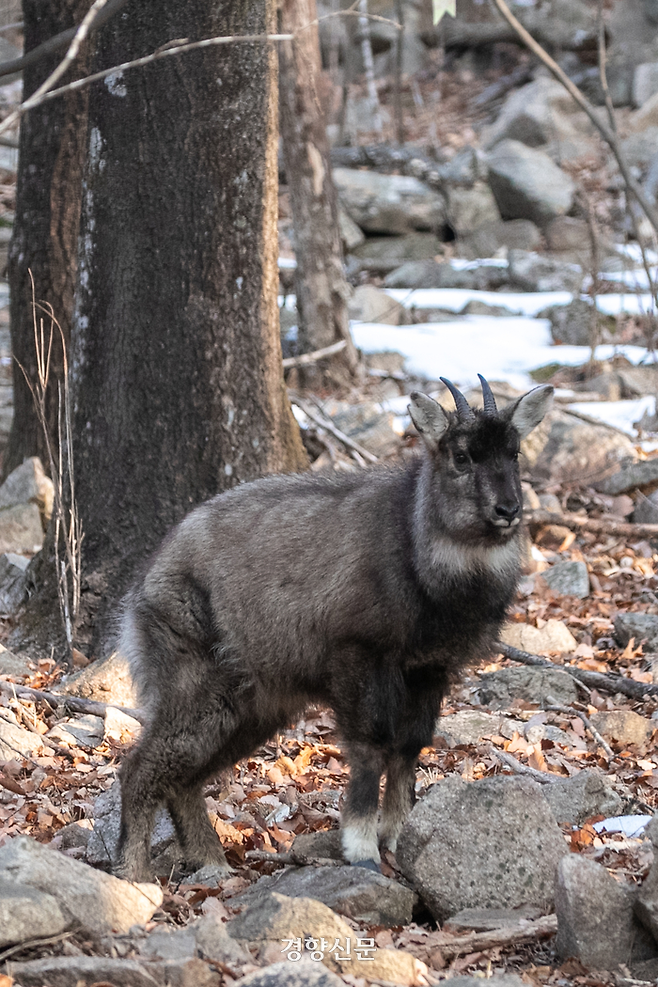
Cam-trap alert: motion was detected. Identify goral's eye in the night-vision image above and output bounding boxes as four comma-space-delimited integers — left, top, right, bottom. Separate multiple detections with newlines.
454, 452, 468, 466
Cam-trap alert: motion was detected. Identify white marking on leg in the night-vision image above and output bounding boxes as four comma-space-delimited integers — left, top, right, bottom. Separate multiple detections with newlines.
341, 816, 380, 864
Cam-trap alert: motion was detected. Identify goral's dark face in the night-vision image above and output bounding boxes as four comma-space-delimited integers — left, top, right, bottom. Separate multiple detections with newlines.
431, 416, 523, 545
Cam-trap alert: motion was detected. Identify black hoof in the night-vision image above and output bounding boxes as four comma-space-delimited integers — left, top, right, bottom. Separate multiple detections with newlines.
351, 859, 381, 873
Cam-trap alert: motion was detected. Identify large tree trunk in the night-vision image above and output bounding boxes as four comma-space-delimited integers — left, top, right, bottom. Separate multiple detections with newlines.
4, 0, 90, 479
15, 0, 308, 658
278, 0, 359, 379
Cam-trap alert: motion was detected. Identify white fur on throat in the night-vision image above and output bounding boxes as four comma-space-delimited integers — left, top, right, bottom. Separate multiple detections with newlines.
430, 534, 520, 580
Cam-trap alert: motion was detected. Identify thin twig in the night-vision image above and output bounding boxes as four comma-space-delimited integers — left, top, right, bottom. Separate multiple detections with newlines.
436, 915, 557, 959
0, 0, 113, 136
0, 680, 145, 724
491, 747, 558, 784
490, 0, 658, 237
497, 641, 658, 701
290, 394, 379, 464
282, 340, 347, 369
0, 930, 75, 964
525, 508, 658, 540
0, 0, 127, 82
245, 849, 345, 866
543, 700, 615, 759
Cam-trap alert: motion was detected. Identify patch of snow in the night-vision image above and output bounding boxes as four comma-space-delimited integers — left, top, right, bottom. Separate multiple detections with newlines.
566, 397, 655, 436
593, 815, 652, 838
351, 317, 650, 391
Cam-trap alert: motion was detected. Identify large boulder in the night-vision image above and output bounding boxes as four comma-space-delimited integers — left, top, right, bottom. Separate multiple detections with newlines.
483, 77, 595, 152
347, 285, 406, 325
521, 409, 638, 485
614, 612, 658, 649
542, 770, 623, 825
332, 167, 446, 235
478, 666, 579, 709
234, 864, 416, 927
397, 775, 568, 921
508, 250, 583, 293
540, 299, 593, 346
486, 140, 575, 226
499, 619, 577, 654
556, 855, 657, 970
457, 218, 542, 260
446, 182, 501, 238
0, 882, 68, 948
351, 232, 443, 263
0, 836, 162, 935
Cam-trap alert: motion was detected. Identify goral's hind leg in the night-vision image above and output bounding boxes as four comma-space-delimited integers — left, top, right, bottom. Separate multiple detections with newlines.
379, 754, 416, 854
340, 741, 386, 870
166, 785, 230, 876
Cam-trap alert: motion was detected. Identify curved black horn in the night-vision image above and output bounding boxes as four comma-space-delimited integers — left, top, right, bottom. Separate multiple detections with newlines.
478, 374, 498, 416
440, 377, 475, 421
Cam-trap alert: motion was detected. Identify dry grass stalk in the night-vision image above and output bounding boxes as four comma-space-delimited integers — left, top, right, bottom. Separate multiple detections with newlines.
15, 271, 83, 650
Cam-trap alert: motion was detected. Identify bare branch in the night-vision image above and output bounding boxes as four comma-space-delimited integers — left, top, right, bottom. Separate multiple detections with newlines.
0, 0, 128, 82
436, 914, 557, 959
289, 393, 379, 464
497, 641, 658, 701
0, 679, 145, 724
525, 507, 658, 540
491, 747, 558, 784
490, 0, 658, 236
282, 340, 347, 369
544, 700, 615, 759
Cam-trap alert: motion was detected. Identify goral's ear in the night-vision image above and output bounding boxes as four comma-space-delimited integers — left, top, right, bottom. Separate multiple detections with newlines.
408, 392, 449, 451
509, 384, 554, 439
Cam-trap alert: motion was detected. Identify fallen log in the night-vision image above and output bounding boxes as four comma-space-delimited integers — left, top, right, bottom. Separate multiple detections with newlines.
497, 641, 658, 701
0, 680, 146, 724
435, 914, 557, 959
524, 508, 658, 540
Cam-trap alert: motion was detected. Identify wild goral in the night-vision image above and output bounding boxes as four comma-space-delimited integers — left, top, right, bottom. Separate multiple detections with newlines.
117, 376, 553, 881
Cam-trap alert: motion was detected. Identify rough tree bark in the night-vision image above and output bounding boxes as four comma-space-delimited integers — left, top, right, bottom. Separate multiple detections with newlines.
278, 0, 359, 379
15, 0, 308, 658
4, 0, 90, 479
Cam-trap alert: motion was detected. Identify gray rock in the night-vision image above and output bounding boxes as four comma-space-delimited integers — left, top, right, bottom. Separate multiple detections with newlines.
486, 140, 575, 226
61, 650, 137, 707
499, 619, 577, 654
192, 912, 254, 967
0, 502, 44, 555
478, 666, 578, 709
384, 259, 507, 291
139, 927, 198, 961
0, 835, 162, 935
545, 216, 591, 252
397, 775, 568, 921
86, 779, 180, 872
435, 710, 513, 746
0, 707, 45, 757
227, 891, 423, 983
633, 490, 658, 524
332, 167, 446, 235
614, 612, 658, 650
0, 881, 68, 948
621, 126, 658, 167
460, 300, 515, 317
597, 458, 658, 496
589, 710, 654, 748
0, 553, 29, 615
104, 705, 142, 742
483, 77, 595, 151
444, 906, 542, 933
51, 819, 94, 851
291, 829, 343, 861
542, 770, 623, 825
351, 232, 443, 262
231, 960, 344, 987
348, 285, 406, 325
383, 259, 475, 290
337, 207, 364, 252
6, 957, 163, 987
540, 299, 594, 346
556, 855, 656, 970
330, 403, 399, 458
522, 409, 638, 486
508, 250, 583, 294
541, 560, 590, 599
47, 714, 105, 748
0, 457, 54, 520
458, 218, 542, 260
446, 182, 501, 238
0, 641, 33, 677
635, 818, 658, 944
235, 864, 416, 927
